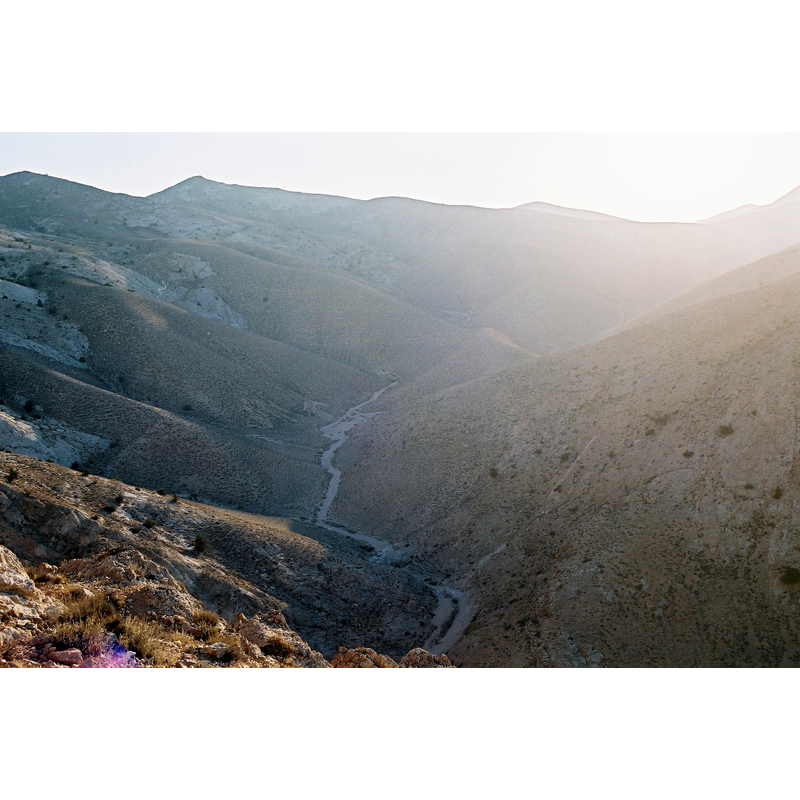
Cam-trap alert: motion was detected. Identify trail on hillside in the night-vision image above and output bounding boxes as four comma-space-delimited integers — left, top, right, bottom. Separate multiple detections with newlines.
313, 381, 473, 656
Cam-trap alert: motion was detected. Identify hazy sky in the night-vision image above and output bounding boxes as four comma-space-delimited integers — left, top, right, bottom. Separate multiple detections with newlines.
4, 133, 800, 223
5, 5, 800, 224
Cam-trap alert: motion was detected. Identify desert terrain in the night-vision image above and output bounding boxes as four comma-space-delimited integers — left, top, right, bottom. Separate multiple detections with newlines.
3, 170, 800, 666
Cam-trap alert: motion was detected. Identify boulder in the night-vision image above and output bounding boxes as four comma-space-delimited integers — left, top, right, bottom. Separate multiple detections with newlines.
0, 545, 36, 597
49, 648, 83, 665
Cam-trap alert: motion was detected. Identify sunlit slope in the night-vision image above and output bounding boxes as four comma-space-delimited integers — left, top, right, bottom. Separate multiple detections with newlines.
606, 241, 800, 337
125, 237, 472, 378
332, 269, 800, 666
9, 170, 800, 354
153, 176, 795, 351
701, 188, 800, 260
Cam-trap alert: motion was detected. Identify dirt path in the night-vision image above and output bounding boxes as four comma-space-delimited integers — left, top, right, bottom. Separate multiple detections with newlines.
314, 381, 474, 655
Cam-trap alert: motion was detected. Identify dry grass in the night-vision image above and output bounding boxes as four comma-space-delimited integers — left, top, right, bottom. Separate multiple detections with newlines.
50, 583, 196, 666
260, 634, 295, 660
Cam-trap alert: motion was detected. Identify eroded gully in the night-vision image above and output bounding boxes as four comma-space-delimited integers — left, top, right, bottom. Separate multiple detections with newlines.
312, 381, 474, 657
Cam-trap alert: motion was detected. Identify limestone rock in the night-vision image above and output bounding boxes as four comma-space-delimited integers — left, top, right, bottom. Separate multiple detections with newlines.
0, 544, 64, 627
237, 613, 329, 667
330, 647, 399, 668
49, 648, 82, 665
400, 648, 454, 668
0, 545, 36, 597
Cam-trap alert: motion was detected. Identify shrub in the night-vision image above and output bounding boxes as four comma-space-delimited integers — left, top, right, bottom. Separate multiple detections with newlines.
23, 399, 34, 413
194, 534, 208, 553
718, 424, 734, 436
156, 488, 166, 496
644, 428, 655, 436
26, 565, 64, 584
780, 567, 800, 586
191, 609, 220, 641
193, 609, 220, 627
142, 518, 156, 529
682, 450, 694, 458
114, 495, 124, 506
772, 486, 783, 500
489, 468, 498, 479
6, 468, 18, 483
260, 635, 295, 660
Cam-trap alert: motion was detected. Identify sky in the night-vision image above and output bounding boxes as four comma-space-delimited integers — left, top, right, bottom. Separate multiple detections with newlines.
4, 132, 800, 223
4, 4, 800, 224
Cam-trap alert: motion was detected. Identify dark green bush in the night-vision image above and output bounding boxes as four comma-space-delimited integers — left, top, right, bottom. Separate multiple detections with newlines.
780, 567, 800, 586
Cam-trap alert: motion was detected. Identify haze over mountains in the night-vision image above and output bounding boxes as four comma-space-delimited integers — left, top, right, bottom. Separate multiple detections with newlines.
4, 170, 800, 666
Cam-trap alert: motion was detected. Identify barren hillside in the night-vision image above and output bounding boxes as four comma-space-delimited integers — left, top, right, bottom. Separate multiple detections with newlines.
332, 256, 800, 666
5, 171, 800, 667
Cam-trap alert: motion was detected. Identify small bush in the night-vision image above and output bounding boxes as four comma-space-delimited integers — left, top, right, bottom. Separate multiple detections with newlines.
6, 468, 18, 483
682, 450, 694, 458
772, 486, 783, 500
192, 609, 221, 641
744, 483, 754, 490
194, 534, 208, 553
644, 428, 655, 437
26, 565, 65, 584
142, 518, 156, 529
193, 609, 220, 627
780, 567, 800, 586
718, 424, 734, 436
183, 404, 192, 411
260, 635, 295, 660
114, 495, 125, 506
156, 488, 166, 496
23, 399, 34, 413
170, 495, 179, 504
102, 504, 117, 513
116, 617, 174, 664
489, 468, 498, 479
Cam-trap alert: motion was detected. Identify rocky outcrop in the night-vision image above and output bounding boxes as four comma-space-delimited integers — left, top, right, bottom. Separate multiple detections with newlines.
0, 454, 459, 669
329, 645, 453, 668
235, 612, 330, 668
330, 646, 399, 668
0, 545, 63, 647
400, 648, 454, 668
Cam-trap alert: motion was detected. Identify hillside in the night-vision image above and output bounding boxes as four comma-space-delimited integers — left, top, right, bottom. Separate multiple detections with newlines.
330, 255, 800, 666
6, 170, 797, 355
5, 171, 800, 667
0, 452, 453, 667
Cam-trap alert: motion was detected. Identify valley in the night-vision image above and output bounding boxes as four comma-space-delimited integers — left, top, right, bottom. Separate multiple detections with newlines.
4, 169, 800, 666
